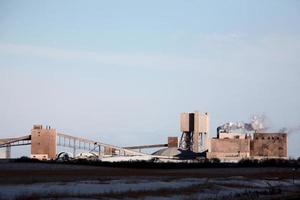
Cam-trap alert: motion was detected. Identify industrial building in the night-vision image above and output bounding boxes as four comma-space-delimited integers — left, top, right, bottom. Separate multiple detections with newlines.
0, 111, 288, 162
206, 113, 287, 161
208, 132, 287, 161
31, 125, 57, 160
155, 112, 287, 161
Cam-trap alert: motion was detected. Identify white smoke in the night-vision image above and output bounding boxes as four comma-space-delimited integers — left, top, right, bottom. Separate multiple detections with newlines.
250, 114, 266, 131
218, 114, 266, 133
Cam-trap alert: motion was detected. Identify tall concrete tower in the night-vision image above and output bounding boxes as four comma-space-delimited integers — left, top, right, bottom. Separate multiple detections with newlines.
193, 112, 209, 152
31, 125, 57, 159
179, 112, 209, 152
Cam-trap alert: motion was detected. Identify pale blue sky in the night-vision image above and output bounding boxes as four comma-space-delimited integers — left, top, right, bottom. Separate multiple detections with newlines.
0, 1, 300, 157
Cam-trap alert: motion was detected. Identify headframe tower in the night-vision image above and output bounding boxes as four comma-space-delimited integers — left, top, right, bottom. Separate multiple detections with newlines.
179, 112, 209, 152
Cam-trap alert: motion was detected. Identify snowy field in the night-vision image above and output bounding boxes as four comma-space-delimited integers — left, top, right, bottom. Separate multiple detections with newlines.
0, 176, 299, 199
0, 162, 299, 199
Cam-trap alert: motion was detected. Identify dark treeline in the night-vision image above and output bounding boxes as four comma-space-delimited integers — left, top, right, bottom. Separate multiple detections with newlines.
13, 157, 300, 169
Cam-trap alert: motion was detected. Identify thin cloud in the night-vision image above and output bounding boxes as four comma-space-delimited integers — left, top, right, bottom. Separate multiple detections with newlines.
0, 43, 203, 70
0, 33, 299, 70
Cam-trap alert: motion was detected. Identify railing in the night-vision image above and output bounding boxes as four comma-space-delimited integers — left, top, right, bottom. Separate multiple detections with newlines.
57, 133, 148, 157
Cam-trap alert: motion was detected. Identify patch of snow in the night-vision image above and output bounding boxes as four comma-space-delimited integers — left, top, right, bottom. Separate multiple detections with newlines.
0, 178, 205, 200
0, 177, 299, 200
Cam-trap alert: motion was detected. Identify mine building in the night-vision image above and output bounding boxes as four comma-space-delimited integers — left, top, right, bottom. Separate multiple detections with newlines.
31, 125, 57, 160
0, 111, 288, 162
156, 112, 288, 161
207, 116, 287, 161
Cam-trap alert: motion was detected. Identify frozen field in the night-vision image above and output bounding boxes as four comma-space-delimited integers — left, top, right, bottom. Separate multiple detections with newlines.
0, 162, 299, 199
1, 176, 300, 200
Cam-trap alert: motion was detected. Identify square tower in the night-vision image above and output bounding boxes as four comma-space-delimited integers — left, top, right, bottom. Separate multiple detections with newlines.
31, 125, 57, 159
193, 112, 209, 152
179, 112, 209, 152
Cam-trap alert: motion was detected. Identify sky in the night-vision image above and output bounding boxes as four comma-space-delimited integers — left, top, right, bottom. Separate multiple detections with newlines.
0, 0, 300, 158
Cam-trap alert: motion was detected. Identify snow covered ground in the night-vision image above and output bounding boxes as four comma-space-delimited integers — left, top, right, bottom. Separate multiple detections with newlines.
0, 176, 299, 200
1, 162, 299, 199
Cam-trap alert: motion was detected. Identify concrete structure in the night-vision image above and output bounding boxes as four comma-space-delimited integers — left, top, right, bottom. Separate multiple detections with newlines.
0, 112, 289, 162
0, 135, 31, 159
180, 112, 209, 152
31, 125, 57, 160
194, 112, 209, 152
0, 147, 11, 159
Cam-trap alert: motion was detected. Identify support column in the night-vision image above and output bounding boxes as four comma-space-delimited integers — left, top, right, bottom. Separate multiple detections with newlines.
98, 145, 101, 157
6, 146, 11, 159
73, 139, 76, 157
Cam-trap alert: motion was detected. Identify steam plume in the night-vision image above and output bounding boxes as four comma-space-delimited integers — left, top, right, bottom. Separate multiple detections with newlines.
218, 114, 266, 133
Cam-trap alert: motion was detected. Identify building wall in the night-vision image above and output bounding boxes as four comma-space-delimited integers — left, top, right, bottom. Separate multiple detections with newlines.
208, 138, 250, 161
31, 125, 57, 159
208, 132, 288, 161
193, 112, 209, 152
250, 133, 287, 158
168, 137, 178, 148
180, 112, 194, 132
218, 132, 246, 139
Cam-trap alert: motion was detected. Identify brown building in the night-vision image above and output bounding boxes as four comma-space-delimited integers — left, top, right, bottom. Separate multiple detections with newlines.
168, 137, 178, 148
250, 133, 287, 158
208, 137, 250, 160
31, 125, 57, 160
208, 132, 287, 161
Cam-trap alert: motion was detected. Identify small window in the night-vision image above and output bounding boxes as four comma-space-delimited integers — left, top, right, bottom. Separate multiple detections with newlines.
268, 137, 270, 140
262, 137, 265, 140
